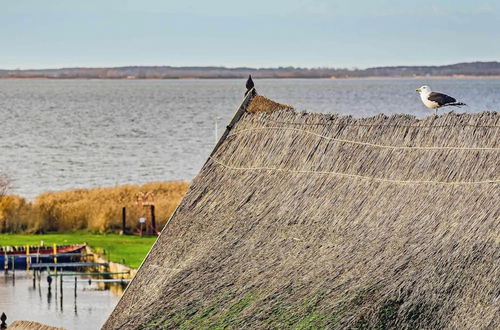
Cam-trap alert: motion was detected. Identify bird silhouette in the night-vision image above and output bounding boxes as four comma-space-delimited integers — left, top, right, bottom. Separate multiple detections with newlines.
245, 75, 256, 96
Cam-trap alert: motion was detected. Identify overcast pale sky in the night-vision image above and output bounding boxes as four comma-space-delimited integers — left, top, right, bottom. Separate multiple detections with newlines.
1, 0, 499, 69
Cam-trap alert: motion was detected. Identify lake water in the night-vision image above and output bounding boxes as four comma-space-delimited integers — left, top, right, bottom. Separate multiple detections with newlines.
0, 272, 123, 329
1, 78, 499, 199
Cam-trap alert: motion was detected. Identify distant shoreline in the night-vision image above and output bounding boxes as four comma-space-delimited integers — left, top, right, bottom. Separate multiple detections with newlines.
2, 75, 500, 81
2, 61, 499, 80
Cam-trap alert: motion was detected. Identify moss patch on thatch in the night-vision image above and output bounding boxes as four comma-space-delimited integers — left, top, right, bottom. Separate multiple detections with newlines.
140, 291, 344, 329
246, 95, 293, 113
104, 96, 499, 329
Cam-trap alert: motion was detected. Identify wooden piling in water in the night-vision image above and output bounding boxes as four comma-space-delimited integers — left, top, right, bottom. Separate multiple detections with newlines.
11, 256, 15, 277
52, 244, 57, 274
3, 251, 7, 274
26, 245, 31, 272
47, 274, 52, 294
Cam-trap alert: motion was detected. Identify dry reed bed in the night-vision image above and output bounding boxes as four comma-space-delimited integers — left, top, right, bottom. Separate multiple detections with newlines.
105, 96, 499, 329
0, 181, 188, 233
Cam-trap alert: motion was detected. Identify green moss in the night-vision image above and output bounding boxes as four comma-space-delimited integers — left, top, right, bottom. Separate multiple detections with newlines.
266, 294, 340, 329
144, 291, 344, 329
179, 292, 256, 329
377, 300, 402, 328
139, 289, 411, 329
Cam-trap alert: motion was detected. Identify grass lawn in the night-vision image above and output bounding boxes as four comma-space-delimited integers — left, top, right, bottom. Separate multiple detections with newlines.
0, 233, 157, 269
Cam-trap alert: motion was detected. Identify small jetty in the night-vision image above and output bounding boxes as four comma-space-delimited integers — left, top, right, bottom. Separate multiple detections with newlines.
1, 243, 134, 275
1, 243, 131, 330
1, 244, 87, 271
30, 262, 108, 269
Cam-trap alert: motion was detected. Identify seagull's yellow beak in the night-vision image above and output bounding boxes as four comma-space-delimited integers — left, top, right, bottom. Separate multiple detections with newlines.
415, 87, 421, 92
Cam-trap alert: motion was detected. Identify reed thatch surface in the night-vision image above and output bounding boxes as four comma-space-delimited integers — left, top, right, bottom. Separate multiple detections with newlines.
7, 321, 66, 330
246, 95, 293, 114
104, 94, 499, 329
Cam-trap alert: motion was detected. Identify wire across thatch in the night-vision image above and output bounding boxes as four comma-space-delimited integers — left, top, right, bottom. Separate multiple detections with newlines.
104, 93, 499, 329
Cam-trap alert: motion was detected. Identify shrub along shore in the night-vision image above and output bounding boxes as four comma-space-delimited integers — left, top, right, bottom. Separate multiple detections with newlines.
0, 181, 188, 233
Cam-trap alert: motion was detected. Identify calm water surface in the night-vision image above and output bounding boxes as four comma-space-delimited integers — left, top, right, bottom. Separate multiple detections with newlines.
0, 273, 123, 329
1, 78, 499, 199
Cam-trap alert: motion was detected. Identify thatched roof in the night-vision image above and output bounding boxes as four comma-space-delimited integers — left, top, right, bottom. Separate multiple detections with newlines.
104, 92, 499, 329
7, 321, 66, 330
246, 95, 293, 113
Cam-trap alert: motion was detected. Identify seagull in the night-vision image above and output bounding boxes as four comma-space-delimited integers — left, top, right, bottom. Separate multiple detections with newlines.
245, 75, 256, 96
416, 85, 466, 115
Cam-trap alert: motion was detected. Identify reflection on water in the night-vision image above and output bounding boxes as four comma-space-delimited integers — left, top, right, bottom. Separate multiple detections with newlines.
0, 272, 123, 330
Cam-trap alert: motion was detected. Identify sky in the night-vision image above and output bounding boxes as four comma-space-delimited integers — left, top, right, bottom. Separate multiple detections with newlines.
1, 0, 499, 69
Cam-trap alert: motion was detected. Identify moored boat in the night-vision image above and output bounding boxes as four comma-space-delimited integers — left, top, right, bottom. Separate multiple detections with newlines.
0, 244, 86, 269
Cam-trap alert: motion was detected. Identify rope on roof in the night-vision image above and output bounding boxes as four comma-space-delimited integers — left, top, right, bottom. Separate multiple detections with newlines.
209, 157, 500, 185
260, 117, 500, 128
228, 126, 500, 151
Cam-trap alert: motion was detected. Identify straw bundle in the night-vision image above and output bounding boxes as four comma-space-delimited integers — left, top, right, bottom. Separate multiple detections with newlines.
104, 95, 499, 329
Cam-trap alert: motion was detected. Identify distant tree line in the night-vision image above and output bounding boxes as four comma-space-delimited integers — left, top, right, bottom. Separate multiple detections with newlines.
1, 61, 500, 79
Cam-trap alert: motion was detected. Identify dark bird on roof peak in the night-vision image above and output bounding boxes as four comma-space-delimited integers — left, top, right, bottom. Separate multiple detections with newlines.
245, 75, 256, 96
246, 75, 254, 90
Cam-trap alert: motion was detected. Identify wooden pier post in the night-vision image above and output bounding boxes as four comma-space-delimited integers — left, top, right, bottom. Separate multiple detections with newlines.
53, 243, 57, 274
122, 207, 127, 235
26, 245, 31, 272
11, 256, 15, 277
150, 205, 156, 234
3, 251, 7, 274
47, 274, 53, 292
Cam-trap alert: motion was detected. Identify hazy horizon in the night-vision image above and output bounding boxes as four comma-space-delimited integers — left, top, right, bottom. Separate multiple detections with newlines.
2, 60, 500, 72
2, 0, 499, 70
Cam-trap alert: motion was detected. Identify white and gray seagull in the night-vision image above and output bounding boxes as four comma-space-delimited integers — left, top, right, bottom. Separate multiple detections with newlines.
416, 85, 466, 115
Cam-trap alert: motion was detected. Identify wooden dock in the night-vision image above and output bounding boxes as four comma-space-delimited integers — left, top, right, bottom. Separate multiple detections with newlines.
30, 262, 108, 269
12, 253, 92, 259
47, 271, 129, 277
63, 278, 131, 283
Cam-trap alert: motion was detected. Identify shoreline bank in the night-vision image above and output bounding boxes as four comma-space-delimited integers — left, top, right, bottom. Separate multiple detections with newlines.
2, 75, 500, 81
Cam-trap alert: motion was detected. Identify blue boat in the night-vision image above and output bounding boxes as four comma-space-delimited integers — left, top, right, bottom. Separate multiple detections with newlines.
0, 244, 87, 270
